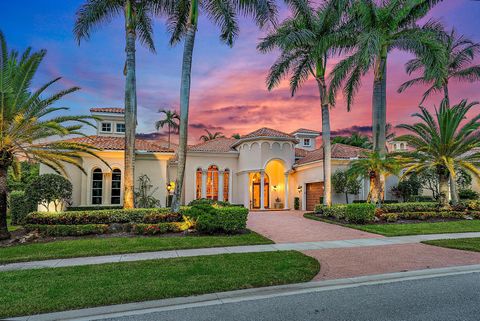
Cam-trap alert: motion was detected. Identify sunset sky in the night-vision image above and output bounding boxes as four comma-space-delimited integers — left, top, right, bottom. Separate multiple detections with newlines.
2, 0, 480, 143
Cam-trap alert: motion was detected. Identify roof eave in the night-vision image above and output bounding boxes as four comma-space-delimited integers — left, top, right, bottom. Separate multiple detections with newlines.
231, 136, 298, 147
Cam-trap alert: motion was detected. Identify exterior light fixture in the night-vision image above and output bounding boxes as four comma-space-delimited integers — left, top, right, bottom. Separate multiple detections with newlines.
297, 185, 302, 193
273, 185, 277, 191
166, 181, 176, 193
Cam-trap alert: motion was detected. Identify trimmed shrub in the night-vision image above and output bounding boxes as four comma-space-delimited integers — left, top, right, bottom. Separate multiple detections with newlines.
294, 197, 300, 210
131, 222, 186, 235
315, 204, 347, 220
185, 204, 248, 234
408, 195, 434, 202
25, 208, 173, 225
67, 206, 123, 211
353, 200, 399, 204
26, 174, 72, 211
381, 202, 438, 213
461, 200, 480, 211
459, 189, 479, 200
9, 190, 36, 225
381, 213, 399, 222
25, 224, 109, 236
345, 203, 375, 224
381, 211, 466, 221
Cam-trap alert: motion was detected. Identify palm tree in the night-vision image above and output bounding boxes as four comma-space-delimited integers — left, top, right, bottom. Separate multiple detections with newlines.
155, 109, 180, 148
332, 132, 372, 149
74, 0, 169, 209
399, 29, 480, 107
168, 0, 277, 212
396, 99, 480, 208
231, 133, 241, 139
199, 129, 224, 142
257, 0, 350, 206
348, 152, 399, 204
398, 29, 480, 204
329, 0, 445, 155
0, 31, 105, 239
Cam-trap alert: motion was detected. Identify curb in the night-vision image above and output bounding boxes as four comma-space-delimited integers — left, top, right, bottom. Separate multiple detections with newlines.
8, 263, 480, 321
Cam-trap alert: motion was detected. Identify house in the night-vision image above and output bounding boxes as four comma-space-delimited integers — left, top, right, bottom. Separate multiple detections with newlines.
40, 108, 397, 211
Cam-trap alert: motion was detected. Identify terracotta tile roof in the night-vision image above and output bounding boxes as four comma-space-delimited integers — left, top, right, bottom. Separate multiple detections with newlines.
242, 127, 294, 139
295, 143, 368, 165
295, 148, 309, 158
291, 128, 321, 135
90, 108, 125, 114
62, 135, 174, 153
188, 137, 238, 153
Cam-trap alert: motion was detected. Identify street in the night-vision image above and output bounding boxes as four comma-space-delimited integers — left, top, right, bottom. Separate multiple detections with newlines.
105, 272, 480, 321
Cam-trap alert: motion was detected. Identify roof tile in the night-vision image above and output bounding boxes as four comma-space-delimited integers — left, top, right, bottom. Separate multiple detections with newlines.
188, 137, 238, 153
295, 143, 368, 165
90, 108, 125, 114
62, 135, 174, 153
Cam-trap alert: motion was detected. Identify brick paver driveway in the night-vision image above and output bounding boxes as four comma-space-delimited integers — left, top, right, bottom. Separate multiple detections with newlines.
247, 210, 379, 243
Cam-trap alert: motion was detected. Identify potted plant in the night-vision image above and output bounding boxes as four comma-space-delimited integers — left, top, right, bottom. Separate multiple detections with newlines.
274, 197, 283, 209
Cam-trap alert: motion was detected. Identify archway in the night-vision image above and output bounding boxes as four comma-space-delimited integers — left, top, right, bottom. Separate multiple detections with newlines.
251, 172, 269, 209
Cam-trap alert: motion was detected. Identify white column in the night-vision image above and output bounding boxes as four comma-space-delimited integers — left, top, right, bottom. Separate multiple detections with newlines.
284, 173, 289, 209
218, 171, 224, 202
260, 171, 265, 210
201, 170, 207, 199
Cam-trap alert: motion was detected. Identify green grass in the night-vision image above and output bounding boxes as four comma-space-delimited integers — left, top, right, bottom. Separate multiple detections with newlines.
0, 231, 273, 264
7, 218, 20, 232
0, 251, 319, 318
304, 213, 480, 237
423, 237, 480, 252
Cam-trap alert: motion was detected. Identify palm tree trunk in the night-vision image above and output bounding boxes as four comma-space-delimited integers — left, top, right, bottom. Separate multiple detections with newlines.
123, 32, 137, 209
443, 84, 450, 107
171, 25, 197, 213
0, 164, 10, 240
123, 2, 137, 209
317, 78, 332, 207
168, 123, 171, 148
442, 83, 458, 204
438, 167, 450, 208
372, 55, 387, 155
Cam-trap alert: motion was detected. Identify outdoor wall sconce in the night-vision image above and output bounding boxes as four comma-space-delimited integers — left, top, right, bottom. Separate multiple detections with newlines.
297, 185, 302, 193
272, 185, 277, 191
166, 181, 176, 193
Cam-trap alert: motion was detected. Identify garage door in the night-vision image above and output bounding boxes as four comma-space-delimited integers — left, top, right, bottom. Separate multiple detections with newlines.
306, 182, 324, 211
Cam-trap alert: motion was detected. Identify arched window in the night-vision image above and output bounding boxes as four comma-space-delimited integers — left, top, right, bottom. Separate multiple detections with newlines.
223, 169, 230, 202
111, 169, 121, 204
400, 143, 405, 150
92, 168, 103, 205
206, 165, 219, 200
195, 168, 202, 199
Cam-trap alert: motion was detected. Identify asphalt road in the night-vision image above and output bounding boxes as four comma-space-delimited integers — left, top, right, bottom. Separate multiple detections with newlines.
105, 273, 480, 321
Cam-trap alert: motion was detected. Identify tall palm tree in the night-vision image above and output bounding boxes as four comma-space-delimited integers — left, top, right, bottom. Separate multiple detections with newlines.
348, 151, 399, 204
332, 132, 372, 149
329, 0, 445, 156
0, 31, 105, 239
199, 129, 224, 142
399, 29, 480, 106
396, 99, 480, 207
398, 29, 480, 204
156, 109, 180, 148
257, 0, 350, 206
74, 0, 169, 209
168, 0, 277, 212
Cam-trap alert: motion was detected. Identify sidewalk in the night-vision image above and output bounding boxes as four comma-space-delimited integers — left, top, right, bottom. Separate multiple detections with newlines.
3, 232, 480, 272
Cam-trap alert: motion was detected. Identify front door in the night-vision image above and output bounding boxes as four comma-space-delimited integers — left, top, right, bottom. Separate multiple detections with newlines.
252, 182, 269, 209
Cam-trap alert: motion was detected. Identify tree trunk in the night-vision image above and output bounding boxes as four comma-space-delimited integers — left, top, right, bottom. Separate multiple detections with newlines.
123, 5, 137, 209
368, 172, 381, 204
372, 55, 387, 155
317, 79, 332, 207
168, 123, 171, 149
171, 25, 197, 213
450, 177, 458, 205
443, 84, 450, 107
345, 192, 349, 204
438, 167, 450, 208
0, 165, 10, 240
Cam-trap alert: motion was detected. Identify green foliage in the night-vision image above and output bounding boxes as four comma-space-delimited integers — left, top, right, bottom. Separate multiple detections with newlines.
332, 133, 372, 149
332, 170, 362, 203
25, 224, 109, 237
26, 174, 72, 212
7, 162, 39, 192
381, 213, 399, 223
294, 197, 300, 210
185, 204, 248, 234
381, 202, 439, 213
456, 169, 473, 190
461, 200, 480, 211
391, 174, 422, 201
458, 189, 479, 200
8, 191, 37, 225
315, 204, 347, 220
199, 129, 225, 142
131, 223, 185, 235
345, 203, 375, 224
134, 175, 161, 208
67, 206, 123, 211
408, 195, 435, 202
25, 208, 177, 225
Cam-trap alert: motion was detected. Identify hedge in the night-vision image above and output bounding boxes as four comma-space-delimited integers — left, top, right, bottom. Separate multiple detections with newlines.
25, 208, 179, 225
131, 222, 188, 235
66, 206, 123, 211
185, 204, 248, 234
25, 224, 110, 237
315, 204, 347, 220
345, 203, 375, 224
380, 202, 439, 213
9, 191, 37, 225
352, 200, 399, 204
380, 211, 468, 222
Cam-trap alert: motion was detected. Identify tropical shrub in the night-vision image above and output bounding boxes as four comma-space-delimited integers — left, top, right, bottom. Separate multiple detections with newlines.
185, 204, 248, 234
380, 211, 466, 221
25, 224, 110, 237
458, 189, 479, 200
67, 206, 123, 211
352, 200, 399, 204
381, 213, 399, 223
391, 175, 422, 202
315, 204, 347, 220
25, 208, 175, 225
9, 191, 37, 225
408, 195, 434, 202
345, 203, 375, 224
134, 175, 161, 208
381, 202, 438, 213
26, 174, 73, 212
294, 197, 300, 210
131, 222, 186, 235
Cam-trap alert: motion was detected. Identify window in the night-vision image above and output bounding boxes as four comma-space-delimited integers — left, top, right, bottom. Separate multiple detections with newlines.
303, 138, 311, 147
400, 143, 405, 150
116, 123, 125, 133
111, 169, 121, 204
92, 168, 103, 205
195, 168, 202, 199
206, 165, 219, 200
223, 169, 230, 202
101, 122, 112, 132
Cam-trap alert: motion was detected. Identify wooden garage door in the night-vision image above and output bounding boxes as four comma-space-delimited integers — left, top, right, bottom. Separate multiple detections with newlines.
306, 182, 324, 211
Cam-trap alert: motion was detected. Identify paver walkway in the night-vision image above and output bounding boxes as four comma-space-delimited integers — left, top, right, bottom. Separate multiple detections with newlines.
247, 210, 379, 243
3, 232, 480, 272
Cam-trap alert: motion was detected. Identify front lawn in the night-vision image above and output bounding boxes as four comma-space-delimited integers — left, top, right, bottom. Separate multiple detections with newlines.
423, 237, 480, 252
0, 231, 272, 264
0, 251, 319, 318
304, 213, 480, 236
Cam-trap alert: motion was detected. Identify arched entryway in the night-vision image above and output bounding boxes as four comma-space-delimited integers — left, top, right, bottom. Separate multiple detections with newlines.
249, 159, 289, 210
251, 172, 269, 209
